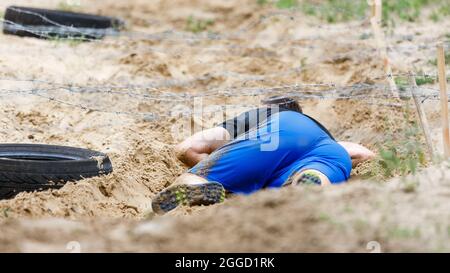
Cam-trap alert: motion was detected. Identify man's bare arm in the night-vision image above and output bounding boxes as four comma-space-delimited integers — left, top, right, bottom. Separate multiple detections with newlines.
338, 141, 376, 167
175, 127, 231, 167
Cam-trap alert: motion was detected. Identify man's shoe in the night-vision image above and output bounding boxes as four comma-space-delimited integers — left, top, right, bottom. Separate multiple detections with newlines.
151, 182, 226, 215
295, 171, 322, 185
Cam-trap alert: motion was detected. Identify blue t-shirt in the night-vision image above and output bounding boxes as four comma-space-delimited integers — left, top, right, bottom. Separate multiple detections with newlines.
190, 111, 351, 194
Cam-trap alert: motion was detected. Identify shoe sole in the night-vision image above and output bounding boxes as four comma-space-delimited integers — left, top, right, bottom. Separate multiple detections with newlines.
296, 172, 322, 185
151, 182, 225, 214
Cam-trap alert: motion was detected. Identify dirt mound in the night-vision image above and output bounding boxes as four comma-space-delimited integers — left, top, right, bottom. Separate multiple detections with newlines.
1, 163, 449, 252
0, 125, 185, 219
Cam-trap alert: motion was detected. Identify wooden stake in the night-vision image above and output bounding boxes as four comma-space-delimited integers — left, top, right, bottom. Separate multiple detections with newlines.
369, 0, 399, 98
369, 0, 382, 21
408, 74, 434, 158
437, 44, 450, 157
374, 0, 382, 24
370, 0, 376, 18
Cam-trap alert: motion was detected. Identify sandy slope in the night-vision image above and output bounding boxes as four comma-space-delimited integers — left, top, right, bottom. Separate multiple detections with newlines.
1, 164, 450, 252
0, 0, 449, 252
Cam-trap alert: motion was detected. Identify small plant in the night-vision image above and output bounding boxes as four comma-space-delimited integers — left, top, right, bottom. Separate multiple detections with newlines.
394, 75, 436, 88
377, 114, 426, 178
429, 11, 440, 22
378, 144, 424, 177
49, 35, 85, 46
429, 52, 450, 67
67, 37, 85, 46
402, 178, 419, 193
353, 219, 369, 233
343, 205, 354, 214
356, 106, 427, 180
415, 75, 435, 86
318, 212, 332, 222
58, 1, 78, 12
257, 0, 269, 6
430, 3, 450, 22
394, 76, 409, 91
317, 211, 344, 229
48, 35, 63, 43
186, 16, 214, 33
276, 0, 297, 9
2, 207, 11, 218
359, 33, 372, 40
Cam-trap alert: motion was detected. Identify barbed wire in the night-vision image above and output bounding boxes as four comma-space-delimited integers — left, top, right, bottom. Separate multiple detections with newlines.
3, 6, 368, 41
0, 79, 447, 122
0, 5, 449, 124
2, 18, 448, 54
0, 69, 448, 97
1, 5, 449, 52
1, 7, 447, 96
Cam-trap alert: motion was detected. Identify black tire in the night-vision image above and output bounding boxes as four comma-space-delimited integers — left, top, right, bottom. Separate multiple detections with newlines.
0, 144, 113, 199
3, 6, 124, 40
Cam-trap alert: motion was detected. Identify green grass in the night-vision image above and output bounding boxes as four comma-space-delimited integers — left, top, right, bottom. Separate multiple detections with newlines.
388, 226, 421, 239
185, 16, 214, 33
258, 0, 449, 24
429, 2, 450, 21
276, 0, 297, 9
300, 0, 367, 23
257, 0, 269, 6
382, 0, 430, 23
383, 0, 449, 24
429, 11, 440, 22
353, 219, 369, 233
394, 77, 409, 89
343, 205, 354, 214
394, 75, 437, 87
415, 75, 436, 85
317, 212, 345, 230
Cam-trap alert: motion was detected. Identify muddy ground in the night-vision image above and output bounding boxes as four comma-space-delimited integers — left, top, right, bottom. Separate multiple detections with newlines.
0, 0, 449, 252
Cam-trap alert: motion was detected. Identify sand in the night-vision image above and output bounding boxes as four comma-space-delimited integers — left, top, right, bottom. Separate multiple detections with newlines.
0, 0, 449, 252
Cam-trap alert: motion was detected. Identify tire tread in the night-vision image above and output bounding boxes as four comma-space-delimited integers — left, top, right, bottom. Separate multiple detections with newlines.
0, 144, 112, 199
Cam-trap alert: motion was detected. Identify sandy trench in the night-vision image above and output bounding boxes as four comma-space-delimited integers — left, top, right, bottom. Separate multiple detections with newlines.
0, 0, 449, 252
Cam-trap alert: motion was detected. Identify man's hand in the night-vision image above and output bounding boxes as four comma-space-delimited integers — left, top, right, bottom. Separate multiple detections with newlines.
338, 141, 376, 167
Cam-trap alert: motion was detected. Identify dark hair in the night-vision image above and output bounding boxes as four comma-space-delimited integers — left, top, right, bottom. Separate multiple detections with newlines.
261, 96, 302, 113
